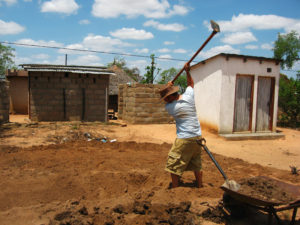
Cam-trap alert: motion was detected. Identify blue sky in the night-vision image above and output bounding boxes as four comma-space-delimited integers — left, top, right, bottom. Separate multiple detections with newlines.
0, 0, 299, 79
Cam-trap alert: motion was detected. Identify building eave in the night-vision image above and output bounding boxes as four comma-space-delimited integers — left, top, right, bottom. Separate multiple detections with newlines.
191, 53, 281, 70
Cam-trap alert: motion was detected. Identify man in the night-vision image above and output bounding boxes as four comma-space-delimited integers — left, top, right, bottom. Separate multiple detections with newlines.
159, 63, 202, 188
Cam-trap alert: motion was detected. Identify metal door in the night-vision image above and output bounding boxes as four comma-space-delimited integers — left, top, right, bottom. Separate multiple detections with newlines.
64, 88, 85, 120
256, 77, 274, 132
233, 75, 254, 132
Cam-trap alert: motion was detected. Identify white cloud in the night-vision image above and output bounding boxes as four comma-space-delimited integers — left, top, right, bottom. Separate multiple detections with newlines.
164, 41, 175, 45
14, 56, 32, 66
211, 14, 300, 34
41, 0, 79, 15
0, 0, 17, 6
157, 48, 170, 53
157, 48, 187, 54
92, 0, 189, 19
64, 54, 102, 66
110, 28, 154, 40
127, 59, 147, 73
245, 45, 258, 50
173, 48, 187, 54
79, 19, 90, 25
169, 5, 189, 17
144, 20, 186, 32
261, 43, 273, 50
134, 48, 149, 54
158, 54, 172, 59
58, 43, 86, 54
15, 34, 132, 58
31, 53, 50, 60
0, 20, 25, 35
221, 31, 257, 45
82, 33, 132, 52
199, 45, 240, 59
15, 53, 102, 67
16, 38, 64, 48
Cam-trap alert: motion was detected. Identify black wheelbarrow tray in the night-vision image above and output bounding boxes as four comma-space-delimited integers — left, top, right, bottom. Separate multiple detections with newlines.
221, 176, 300, 225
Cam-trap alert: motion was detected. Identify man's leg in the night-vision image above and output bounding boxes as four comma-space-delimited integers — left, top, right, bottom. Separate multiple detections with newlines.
194, 171, 203, 188
170, 173, 180, 188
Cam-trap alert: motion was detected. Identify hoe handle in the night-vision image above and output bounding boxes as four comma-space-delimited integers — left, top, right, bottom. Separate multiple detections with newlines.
196, 138, 228, 181
172, 20, 220, 84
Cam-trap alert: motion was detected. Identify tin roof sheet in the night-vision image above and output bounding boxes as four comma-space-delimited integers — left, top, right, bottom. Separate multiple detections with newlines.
20, 64, 115, 75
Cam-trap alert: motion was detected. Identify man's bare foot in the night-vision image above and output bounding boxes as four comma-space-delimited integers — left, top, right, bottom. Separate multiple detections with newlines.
195, 181, 203, 188
168, 182, 179, 189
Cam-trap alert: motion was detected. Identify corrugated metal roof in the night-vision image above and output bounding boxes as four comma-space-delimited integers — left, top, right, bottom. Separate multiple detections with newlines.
20, 64, 115, 75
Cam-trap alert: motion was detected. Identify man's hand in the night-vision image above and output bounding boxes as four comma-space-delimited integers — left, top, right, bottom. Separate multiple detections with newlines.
167, 81, 173, 86
184, 63, 190, 72
184, 63, 194, 88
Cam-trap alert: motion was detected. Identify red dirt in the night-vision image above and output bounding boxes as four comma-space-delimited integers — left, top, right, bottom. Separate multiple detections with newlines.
0, 139, 299, 224
0, 118, 300, 224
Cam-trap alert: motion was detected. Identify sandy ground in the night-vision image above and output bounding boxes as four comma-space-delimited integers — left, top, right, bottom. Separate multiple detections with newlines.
0, 115, 299, 225
6, 114, 300, 171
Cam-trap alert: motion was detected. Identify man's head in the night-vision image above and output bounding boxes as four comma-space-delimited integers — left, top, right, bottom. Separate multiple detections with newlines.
159, 85, 179, 103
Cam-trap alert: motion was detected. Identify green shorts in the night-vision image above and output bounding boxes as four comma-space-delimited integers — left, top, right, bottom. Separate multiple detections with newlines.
165, 136, 202, 176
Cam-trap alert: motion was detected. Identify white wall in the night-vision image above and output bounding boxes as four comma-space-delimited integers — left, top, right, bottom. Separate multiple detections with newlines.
191, 57, 223, 131
223, 57, 280, 133
191, 55, 280, 134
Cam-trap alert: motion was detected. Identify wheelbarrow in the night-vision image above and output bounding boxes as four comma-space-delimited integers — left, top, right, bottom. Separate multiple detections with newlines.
221, 176, 300, 225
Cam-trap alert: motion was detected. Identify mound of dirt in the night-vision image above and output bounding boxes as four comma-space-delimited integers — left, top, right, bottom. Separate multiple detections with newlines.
201, 204, 226, 224
47, 199, 199, 225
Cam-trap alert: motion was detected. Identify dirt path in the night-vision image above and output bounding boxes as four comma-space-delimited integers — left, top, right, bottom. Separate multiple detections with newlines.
6, 115, 300, 171
95, 123, 300, 172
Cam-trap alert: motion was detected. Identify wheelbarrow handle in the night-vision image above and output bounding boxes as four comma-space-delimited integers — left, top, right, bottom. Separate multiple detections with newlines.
196, 138, 228, 181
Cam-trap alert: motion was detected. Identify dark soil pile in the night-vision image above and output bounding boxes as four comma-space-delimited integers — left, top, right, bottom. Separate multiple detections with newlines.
201, 204, 226, 224
238, 176, 295, 203
49, 200, 199, 225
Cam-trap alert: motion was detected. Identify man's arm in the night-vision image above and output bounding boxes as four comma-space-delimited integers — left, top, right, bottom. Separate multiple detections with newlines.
184, 63, 194, 88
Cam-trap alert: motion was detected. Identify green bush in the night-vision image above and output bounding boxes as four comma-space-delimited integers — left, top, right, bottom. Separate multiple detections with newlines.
277, 74, 300, 128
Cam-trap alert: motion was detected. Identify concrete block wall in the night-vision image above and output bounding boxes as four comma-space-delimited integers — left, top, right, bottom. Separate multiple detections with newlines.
29, 72, 109, 122
0, 80, 9, 124
118, 83, 173, 124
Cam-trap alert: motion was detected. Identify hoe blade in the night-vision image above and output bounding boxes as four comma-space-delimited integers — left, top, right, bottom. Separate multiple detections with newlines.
211, 20, 220, 33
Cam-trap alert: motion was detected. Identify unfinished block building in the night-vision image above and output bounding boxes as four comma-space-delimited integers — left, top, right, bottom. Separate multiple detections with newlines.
118, 83, 173, 124
21, 64, 114, 122
0, 79, 9, 124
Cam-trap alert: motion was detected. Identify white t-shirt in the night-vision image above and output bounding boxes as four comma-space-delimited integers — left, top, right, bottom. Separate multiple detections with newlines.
165, 86, 201, 139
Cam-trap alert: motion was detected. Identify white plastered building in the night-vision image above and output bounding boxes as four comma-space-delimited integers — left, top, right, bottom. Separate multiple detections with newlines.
190, 53, 281, 137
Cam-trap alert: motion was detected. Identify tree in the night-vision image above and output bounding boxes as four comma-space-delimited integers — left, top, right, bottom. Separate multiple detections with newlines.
158, 67, 187, 93
273, 30, 300, 70
273, 31, 300, 127
0, 43, 15, 75
107, 57, 141, 82
278, 74, 300, 127
142, 54, 161, 84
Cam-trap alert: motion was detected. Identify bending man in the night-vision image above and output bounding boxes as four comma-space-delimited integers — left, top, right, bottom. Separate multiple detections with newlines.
159, 63, 203, 188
